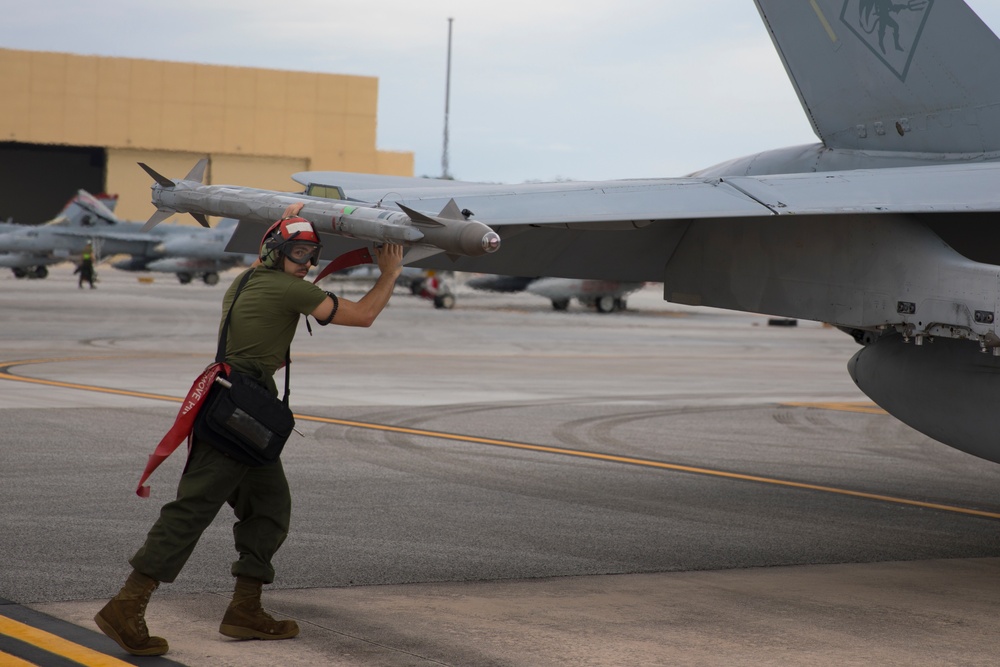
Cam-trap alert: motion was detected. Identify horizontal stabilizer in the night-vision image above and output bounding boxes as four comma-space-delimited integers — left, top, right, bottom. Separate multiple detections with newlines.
141, 208, 174, 232
138, 163, 174, 188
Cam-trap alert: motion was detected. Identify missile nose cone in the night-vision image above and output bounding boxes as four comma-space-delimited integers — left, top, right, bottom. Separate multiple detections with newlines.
482, 231, 501, 253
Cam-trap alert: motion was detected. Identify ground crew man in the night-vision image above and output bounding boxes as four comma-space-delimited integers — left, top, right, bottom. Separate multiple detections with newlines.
75, 242, 96, 288
94, 204, 404, 656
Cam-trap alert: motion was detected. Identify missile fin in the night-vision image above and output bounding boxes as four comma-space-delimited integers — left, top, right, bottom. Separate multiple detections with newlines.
138, 163, 175, 188
190, 212, 210, 228
141, 208, 174, 232
183, 158, 209, 184
396, 202, 445, 228
401, 246, 443, 264
438, 199, 465, 220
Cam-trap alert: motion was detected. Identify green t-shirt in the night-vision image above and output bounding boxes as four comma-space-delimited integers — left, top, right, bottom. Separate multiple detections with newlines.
219, 267, 328, 395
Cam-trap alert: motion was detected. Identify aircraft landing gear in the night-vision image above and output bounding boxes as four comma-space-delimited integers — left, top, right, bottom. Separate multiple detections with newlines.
594, 295, 626, 313
433, 293, 456, 309
202, 272, 219, 286
177, 272, 193, 284
551, 298, 570, 311
12, 266, 48, 279
418, 273, 455, 309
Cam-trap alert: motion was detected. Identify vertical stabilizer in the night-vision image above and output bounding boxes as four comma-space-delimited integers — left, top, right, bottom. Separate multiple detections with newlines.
60, 190, 120, 226
755, 0, 1000, 154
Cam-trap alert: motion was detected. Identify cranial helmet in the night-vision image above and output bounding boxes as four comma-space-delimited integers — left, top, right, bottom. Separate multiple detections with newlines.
259, 216, 322, 268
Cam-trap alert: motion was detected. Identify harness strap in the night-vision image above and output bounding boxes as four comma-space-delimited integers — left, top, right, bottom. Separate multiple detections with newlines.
135, 362, 229, 497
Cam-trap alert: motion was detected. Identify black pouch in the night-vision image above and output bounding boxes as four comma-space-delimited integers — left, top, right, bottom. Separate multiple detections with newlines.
194, 371, 294, 466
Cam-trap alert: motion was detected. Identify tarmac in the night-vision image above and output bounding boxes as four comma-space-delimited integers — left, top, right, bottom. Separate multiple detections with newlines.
3, 266, 1000, 666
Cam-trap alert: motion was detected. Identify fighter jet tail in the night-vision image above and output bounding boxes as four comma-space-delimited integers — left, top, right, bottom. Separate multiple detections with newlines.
755, 0, 1000, 155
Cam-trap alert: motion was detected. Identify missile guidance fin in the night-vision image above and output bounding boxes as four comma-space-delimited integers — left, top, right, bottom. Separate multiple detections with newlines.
438, 199, 466, 220
191, 212, 210, 228
402, 246, 444, 264
138, 163, 175, 188
141, 208, 174, 232
184, 159, 209, 184
396, 202, 445, 228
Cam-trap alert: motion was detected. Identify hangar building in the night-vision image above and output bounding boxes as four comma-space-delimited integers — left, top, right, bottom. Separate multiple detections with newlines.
0, 47, 413, 224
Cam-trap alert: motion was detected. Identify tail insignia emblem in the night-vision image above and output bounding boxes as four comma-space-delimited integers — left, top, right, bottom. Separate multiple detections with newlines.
840, 0, 933, 82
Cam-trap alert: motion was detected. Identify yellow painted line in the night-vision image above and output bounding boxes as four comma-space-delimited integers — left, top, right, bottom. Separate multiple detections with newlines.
0, 615, 133, 667
0, 649, 36, 667
782, 401, 888, 415
299, 414, 1000, 521
0, 371, 182, 402
2, 358, 997, 521
809, 0, 839, 42
0, 356, 185, 402
0, 373, 184, 403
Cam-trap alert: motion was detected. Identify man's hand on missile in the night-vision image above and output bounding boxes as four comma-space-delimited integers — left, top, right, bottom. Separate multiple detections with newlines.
375, 243, 404, 279
280, 203, 305, 219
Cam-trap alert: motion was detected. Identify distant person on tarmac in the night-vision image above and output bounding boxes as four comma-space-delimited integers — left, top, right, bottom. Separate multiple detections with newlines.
75, 242, 96, 288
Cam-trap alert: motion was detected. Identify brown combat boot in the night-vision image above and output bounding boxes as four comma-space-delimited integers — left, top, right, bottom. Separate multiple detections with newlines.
94, 570, 169, 656
219, 576, 299, 640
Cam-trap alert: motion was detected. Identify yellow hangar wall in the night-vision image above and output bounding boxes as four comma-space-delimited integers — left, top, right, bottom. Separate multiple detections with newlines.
0, 47, 414, 222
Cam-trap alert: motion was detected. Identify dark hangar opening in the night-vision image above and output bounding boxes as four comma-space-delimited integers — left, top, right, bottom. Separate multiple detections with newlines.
0, 142, 106, 224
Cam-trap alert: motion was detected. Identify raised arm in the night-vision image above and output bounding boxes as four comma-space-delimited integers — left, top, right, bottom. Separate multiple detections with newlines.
311, 243, 404, 328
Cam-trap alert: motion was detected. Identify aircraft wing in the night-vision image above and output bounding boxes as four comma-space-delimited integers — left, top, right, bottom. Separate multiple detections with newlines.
723, 163, 1000, 215
295, 173, 772, 226
297, 162, 1000, 228
40, 227, 164, 243
266, 162, 1000, 283
227, 174, 776, 269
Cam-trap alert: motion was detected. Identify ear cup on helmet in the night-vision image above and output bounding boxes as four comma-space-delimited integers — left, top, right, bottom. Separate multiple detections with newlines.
258, 217, 321, 269
259, 222, 285, 268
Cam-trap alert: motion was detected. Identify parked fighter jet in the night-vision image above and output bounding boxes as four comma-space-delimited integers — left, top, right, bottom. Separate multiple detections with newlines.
0, 191, 246, 284
0, 191, 119, 278
189, 0, 1000, 465
466, 274, 643, 312
526, 279, 644, 313
111, 218, 249, 285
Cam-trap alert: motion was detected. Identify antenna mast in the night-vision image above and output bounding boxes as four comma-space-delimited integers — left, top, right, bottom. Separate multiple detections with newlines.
442, 17, 454, 179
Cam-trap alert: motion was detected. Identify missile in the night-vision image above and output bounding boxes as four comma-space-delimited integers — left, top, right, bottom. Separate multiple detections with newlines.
138, 160, 501, 257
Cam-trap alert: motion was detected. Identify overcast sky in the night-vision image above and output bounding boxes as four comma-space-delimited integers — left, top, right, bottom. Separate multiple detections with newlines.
2, 1, 999, 184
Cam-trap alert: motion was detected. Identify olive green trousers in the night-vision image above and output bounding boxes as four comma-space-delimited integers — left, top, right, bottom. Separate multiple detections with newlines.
130, 438, 291, 584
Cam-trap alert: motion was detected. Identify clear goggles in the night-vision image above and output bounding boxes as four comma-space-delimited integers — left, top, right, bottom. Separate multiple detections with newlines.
284, 241, 321, 266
